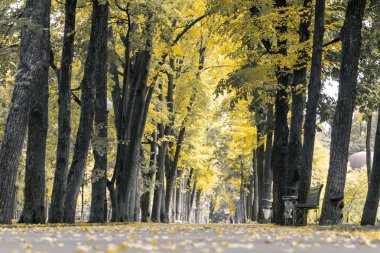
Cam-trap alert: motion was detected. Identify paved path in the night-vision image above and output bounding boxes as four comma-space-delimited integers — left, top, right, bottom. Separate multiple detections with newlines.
0, 224, 379, 253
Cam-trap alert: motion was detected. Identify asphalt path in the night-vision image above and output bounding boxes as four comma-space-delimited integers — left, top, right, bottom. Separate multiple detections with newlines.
0, 224, 379, 253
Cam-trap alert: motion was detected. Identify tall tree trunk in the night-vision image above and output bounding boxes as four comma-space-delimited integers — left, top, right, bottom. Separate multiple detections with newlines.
271, 0, 291, 225
141, 132, 158, 222
187, 177, 197, 223
49, 0, 77, 224
320, 0, 367, 225
247, 168, 254, 220
0, 0, 51, 224
195, 190, 201, 224
361, 106, 380, 225
115, 17, 154, 222
256, 123, 265, 221
63, 0, 103, 223
20, 0, 57, 223
366, 114, 372, 183
151, 134, 168, 223
261, 105, 273, 223
287, 0, 312, 197
107, 27, 121, 222
89, 1, 109, 223
252, 155, 259, 221
299, 0, 326, 204
175, 181, 182, 221
19, 48, 50, 224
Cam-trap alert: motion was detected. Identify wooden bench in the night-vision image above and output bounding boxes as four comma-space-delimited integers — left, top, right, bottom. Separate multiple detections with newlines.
292, 184, 324, 225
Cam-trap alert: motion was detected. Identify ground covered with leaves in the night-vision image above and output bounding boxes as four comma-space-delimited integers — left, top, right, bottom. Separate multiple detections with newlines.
0, 224, 379, 253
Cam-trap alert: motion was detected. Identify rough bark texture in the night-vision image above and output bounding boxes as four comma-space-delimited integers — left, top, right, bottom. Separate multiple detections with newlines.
19, 49, 50, 224
299, 0, 326, 204
141, 132, 157, 222
361, 107, 380, 225
271, 0, 291, 225
115, 17, 154, 222
287, 0, 311, 197
151, 129, 169, 223
366, 115, 372, 183
195, 190, 201, 224
0, 0, 51, 224
19, 0, 53, 224
262, 107, 274, 223
256, 123, 265, 221
63, 0, 102, 223
89, 1, 109, 223
49, 0, 77, 224
320, 0, 367, 225
252, 160, 258, 222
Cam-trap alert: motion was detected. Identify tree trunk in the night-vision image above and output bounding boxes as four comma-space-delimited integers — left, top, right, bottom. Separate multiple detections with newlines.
195, 190, 201, 224
261, 105, 273, 223
151, 135, 168, 223
320, 0, 367, 225
366, 114, 372, 183
256, 123, 265, 221
361, 106, 380, 225
247, 168, 254, 220
49, 0, 77, 224
115, 18, 154, 222
89, 1, 109, 223
19, 50, 50, 224
299, 0, 326, 204
271, 0, 291, 225
63, 0, 103, 223
287, 0, 312, 197
252, 156, 259, 221
0, 0, 51, 224
141, 132, 158, 222
188, 177, 197, 223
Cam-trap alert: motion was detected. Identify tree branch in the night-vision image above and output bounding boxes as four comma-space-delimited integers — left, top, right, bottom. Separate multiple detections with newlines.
323, 37, 340, 48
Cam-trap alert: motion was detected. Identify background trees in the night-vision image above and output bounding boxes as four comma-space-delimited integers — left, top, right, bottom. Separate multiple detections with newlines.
0, 0, 379, 225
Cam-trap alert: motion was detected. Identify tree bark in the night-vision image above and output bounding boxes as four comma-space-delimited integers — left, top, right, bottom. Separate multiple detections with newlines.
141, 132, 158, 222
287, 0, 311, 197
49, 0, 77, 224
63, 0, 102, 223
299, 0, 326, 204
261, 105, 273, 223
320, 0, 367, 225
195, 190, 201, 224
115, 17, 154, 222
366, 114, 372, 183
256, 123, 265, 221
19, 48, 50, 224
187, 176, 197, 223
252, 154, 259, 221
361, 106, 380, 225
0, 0, 51, 224
151, 130, 168, 223
271, 0, 292, 225
89, 1, 109, 223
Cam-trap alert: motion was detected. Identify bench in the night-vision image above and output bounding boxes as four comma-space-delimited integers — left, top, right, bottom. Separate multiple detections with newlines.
292, 184, 324, 225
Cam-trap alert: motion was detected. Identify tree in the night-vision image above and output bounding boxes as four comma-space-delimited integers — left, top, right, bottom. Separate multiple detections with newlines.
49, 0, 78, 224
0, 0, 51, 224
299, 0, 326, 204
286, 0, 312, 197
361, 106, 380, 225
320, 0, 367, 225
271, 0, 292, 225
63, 0, 106, 223
89, 0, 109, 223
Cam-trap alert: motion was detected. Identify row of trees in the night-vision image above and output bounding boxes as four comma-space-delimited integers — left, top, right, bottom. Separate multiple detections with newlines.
0, 0, 379, 226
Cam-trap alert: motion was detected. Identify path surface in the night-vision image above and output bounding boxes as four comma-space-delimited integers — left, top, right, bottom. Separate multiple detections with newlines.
0, 224, 379, 253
